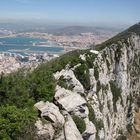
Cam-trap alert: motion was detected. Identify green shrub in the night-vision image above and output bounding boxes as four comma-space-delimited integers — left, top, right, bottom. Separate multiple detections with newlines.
0, 105, 37, 140
109, 80, 122, 112
126, 124, 133, 134
57, 76, 67, 89
0, 49, 97, 139
94, 65, 99, 80
85, 53, 97, 68
57, 76, 74, 90
74, 64, 90, 90
87, 104, 96, 124
72, 115, 86, 134
87, 104, 104, 136
106, 59, 111, 70
96, 81, 101, 93
94, 23, 140, 51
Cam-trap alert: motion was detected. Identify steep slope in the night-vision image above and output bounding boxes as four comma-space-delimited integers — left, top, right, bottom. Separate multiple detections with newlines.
35, 23, 140, 140
0, 23, 140, 140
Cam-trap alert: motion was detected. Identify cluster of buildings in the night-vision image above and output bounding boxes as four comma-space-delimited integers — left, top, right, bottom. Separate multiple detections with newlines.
17, 32, 113, 49
0, 52, 59, 74
0, 29, 115, 74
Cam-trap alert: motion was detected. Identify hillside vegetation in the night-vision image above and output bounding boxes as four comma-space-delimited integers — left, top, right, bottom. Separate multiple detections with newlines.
95, 22, 140, 50
0, 49, 97, 139
0, 23, 140, 139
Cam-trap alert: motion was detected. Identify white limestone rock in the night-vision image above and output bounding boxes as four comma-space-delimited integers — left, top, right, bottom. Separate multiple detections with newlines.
83, 118, 96, 140
55, 86, 86, 112
90, 50, 99, 54
34, 101, 65, 125
54, 69, 84, 93
35, 119, 55, 140
79, 54, 86, 61
64, 114, 83, 140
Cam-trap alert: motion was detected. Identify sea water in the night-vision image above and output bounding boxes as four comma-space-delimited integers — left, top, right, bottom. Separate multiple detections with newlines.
0, 37, 64, 53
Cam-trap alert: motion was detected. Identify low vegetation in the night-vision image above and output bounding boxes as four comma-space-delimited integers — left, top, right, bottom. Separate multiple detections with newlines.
72, 115, 86, 134
74, 63, 90, 90
94, 65, 99, 80
109, 80, 123, 112
94, 23, 140, 51
87, 103, 104, 139
0, 49, 96, 139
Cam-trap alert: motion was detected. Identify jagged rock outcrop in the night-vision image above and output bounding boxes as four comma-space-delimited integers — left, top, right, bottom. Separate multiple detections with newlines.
35, 119, 55, 140
34, 24, 140, 140
54, 86, 86, 113
34, 101, 65, 125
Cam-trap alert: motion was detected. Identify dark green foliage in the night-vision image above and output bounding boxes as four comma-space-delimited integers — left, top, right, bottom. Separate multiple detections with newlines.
74, 64, 90, 90
117, 136, 127, 140
114, 44, 122, 63
0, 49, 96, 139
109, 80, 123, 112
72, 115, 86, 134
0, 49, 90, 107
94, 65, 99, 80
87, 103, 104, 138
95, 23, 140, 51
87, 104, 96, 124
73, 50, 98, 90
107, 115, 110, 127
57, 76, 68, 89
127, 124, 133, 134
106, 59, 111, 70
96, 81, 101, 93
57, 76, 74, 90
0, 105, 37, 140
85, 52, 97, 68
107, 100, 111, 111
87, 104, 104, 140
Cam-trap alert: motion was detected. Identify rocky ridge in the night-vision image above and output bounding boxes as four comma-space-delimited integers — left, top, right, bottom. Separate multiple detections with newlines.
34, 24, 140, 140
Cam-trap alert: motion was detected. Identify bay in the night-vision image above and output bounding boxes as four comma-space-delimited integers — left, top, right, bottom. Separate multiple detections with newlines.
0, 37, 64, 53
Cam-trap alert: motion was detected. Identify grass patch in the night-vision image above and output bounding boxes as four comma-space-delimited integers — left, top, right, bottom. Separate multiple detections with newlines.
72, 115, 86, 134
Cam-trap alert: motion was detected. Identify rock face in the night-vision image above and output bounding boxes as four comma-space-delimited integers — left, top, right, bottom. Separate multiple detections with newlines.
64, 113, 83, 140
35, 119, 55, 140
54, 69, 84, 93
34, 33, 140, 140
34, 101, 65, 125
55, 86, 86, 112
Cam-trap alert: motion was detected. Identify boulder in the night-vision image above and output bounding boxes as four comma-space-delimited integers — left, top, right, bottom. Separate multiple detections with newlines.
34, 101, 65, 125
35, 119, 55, 140
55, 86, 86, 112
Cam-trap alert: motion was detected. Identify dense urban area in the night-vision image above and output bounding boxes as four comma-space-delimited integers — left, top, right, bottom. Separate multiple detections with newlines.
0, 27, 117, 74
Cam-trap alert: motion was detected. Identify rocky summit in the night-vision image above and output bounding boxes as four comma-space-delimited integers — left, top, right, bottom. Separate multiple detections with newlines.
0, 23, 140, 140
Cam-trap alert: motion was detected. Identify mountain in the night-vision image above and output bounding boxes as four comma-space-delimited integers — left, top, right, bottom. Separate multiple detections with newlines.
46, 26, 119, 35
0, 23, 140, 140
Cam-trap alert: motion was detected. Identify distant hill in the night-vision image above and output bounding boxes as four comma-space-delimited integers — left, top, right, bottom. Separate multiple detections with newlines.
94, 22, 140, 50
46, 26, 120, 35
0, 22, 121, 35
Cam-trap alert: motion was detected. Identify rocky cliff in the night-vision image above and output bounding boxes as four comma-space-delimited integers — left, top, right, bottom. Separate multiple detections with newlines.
34, 23, 140, 140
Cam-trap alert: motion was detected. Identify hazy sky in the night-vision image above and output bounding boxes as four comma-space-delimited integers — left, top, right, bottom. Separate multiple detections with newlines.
0, 0, 140, 26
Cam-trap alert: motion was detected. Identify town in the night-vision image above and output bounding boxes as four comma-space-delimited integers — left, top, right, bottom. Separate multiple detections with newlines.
0, 52, 59, 74
0, 28, 116, 74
